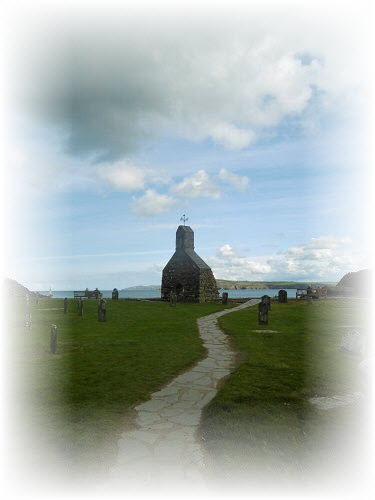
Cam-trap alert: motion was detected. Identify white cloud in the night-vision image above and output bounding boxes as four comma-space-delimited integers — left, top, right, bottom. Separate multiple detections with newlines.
172, 170, 221, 199
305, 236, 352, 250
268, 236, 358, 279
131, 189, 177, 217
209, 123, 255, 150
218, 244, 236, 257
97, 161, 145, 191
218, 169, 249, 191
206, 236, 362, 281
11, 6, 368, 162
207, 244, 271, 280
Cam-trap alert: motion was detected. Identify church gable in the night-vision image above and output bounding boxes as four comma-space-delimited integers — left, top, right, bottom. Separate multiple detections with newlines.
161, 225, 219, 302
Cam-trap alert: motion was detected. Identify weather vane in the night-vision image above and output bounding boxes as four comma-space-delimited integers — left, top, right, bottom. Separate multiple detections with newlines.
180, 214, 188, 226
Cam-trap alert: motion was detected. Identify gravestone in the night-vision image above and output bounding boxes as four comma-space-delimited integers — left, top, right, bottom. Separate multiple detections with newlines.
341, 330, 365, 356
50, 325, 57, 354
112, 288, 119, 300
261, 295, 271, 311
98, 298, 107, 322
63, 297, 68, 314
25, 293, 32, 329
278, 289, 288, 303
25, 312, 32, 330
258, 302, 269, 325
222, 292, 228, 304
78, 298, 84, 317
169, 290, 177, 307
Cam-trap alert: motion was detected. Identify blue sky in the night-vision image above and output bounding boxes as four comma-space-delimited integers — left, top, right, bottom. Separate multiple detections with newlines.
3, 1, 372, 290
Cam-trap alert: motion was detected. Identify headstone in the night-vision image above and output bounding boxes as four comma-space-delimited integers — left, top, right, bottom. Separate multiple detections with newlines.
98, 298, 107, 322
169, 290, 177, 307
63, 297, 68, 314
50, 325, 58, 354
258, 302, 269, 325
112, 288, 119, 300
278, 289, 288, 303
222, 292, 228, 304
261, 295, 271, 311
25, 312, 32, 330
25, 293, 31, 329
341, 330, 365, 356
78, 298, 84, 317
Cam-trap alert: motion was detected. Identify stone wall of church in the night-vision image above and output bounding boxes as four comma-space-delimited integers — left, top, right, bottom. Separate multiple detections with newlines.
161, 257, 218, 302
198, 269, 219, 302
161, 259, 201, 302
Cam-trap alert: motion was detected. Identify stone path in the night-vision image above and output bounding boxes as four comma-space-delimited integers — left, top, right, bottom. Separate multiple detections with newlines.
309, 392, 364, 410
110, 299, 259, 488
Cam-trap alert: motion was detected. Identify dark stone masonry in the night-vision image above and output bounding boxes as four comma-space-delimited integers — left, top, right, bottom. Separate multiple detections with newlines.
161, 225, 219, 302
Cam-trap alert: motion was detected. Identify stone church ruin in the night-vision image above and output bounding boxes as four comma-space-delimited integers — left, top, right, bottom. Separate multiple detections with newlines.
161, 225, 219, 302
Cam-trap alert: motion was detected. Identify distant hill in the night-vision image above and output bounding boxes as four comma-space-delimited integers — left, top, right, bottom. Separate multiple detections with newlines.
336, 269, 372, 294
216, 279, 336, 290
3, 278, 36, 297
123, 280, 337, 291
121, 285, 161, 291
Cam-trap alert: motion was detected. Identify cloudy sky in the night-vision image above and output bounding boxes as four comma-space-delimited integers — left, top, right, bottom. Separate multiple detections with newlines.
2, 0, 373, 290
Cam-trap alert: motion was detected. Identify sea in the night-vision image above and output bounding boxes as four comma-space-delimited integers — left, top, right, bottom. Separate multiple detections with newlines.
39, 288, 300, 299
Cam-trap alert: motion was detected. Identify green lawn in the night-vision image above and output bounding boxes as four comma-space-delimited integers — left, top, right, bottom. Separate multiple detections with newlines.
9, 297, 234, 473
8, 297, 369, 483
200, 299, 368, 484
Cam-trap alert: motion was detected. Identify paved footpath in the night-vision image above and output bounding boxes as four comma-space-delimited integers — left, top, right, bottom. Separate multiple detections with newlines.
110, 299, 259, 489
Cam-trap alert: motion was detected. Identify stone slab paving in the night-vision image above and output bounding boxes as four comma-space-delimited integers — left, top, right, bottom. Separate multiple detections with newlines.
309, 392, 364, 410
110, 299, 259, 487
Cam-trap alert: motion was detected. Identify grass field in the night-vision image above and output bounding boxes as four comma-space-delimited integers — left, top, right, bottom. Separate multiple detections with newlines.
7, 296, 370, 485
200, 298, 369, 486
8, 297, 235, 474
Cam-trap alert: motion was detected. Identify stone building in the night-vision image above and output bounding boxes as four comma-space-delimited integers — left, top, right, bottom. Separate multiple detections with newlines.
161, 225, 219, 302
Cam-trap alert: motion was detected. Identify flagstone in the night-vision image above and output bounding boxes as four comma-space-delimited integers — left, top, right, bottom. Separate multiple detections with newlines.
113, 299, 260, 484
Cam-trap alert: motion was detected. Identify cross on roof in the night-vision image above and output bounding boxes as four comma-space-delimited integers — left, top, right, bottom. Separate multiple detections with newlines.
180, 214, 188, 226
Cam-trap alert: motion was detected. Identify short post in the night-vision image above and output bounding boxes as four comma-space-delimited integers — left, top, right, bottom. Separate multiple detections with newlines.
78, 298, 84, 317
50, 325, 58, 354
25, 293, 32, 330
98, 298, 107, 322
278, 289, 288, 303
258, 302, 269, 325
261, 295, 271, 311
222, 292, 228, 305
25, 312, 32, 330
169, 290, 177, 307
63, 297, 68, 314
